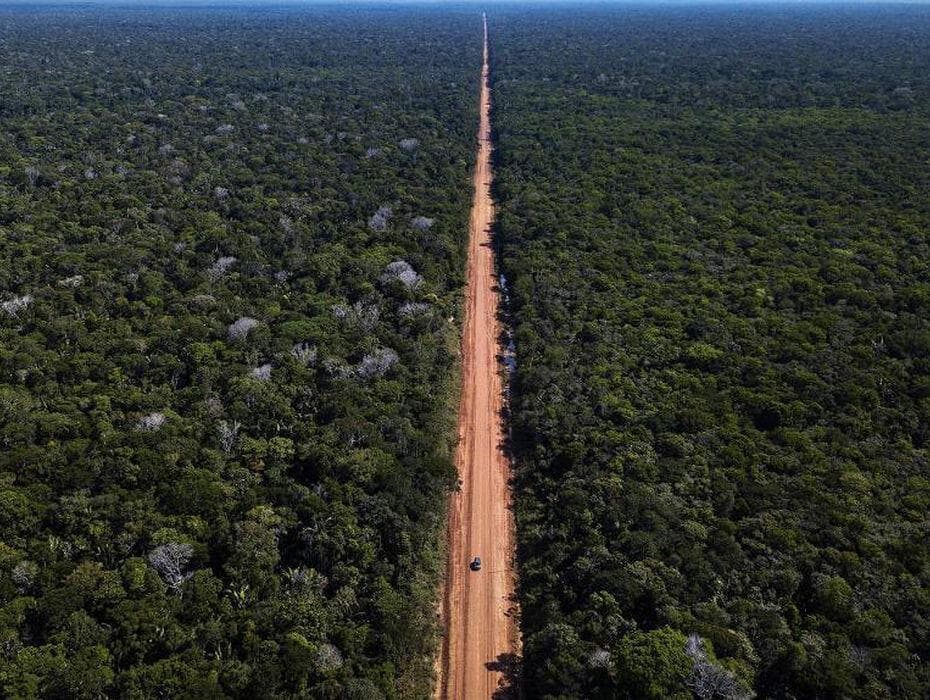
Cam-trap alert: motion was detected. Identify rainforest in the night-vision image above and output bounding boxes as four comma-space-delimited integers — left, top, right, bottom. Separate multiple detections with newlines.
492, 5, 930, 699
0, 6, 478, 697
1, 3, 929, 699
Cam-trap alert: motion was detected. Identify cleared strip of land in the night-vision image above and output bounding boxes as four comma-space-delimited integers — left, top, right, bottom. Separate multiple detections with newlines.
436, 13, 520, 699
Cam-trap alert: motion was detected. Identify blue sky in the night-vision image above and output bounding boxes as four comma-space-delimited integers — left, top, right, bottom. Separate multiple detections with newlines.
10, 0, 930, 4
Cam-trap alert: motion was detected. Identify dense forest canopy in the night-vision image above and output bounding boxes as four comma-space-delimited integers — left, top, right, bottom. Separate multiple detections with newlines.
0, 5, 480, 697
491, 5, 930, 699
5, 3, 930, 698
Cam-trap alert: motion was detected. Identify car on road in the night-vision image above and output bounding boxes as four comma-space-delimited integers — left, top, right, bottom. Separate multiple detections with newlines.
469, 556, 481, 571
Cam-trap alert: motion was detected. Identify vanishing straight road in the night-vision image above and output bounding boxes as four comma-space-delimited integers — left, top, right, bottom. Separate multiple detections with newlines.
436, 13, 520, 700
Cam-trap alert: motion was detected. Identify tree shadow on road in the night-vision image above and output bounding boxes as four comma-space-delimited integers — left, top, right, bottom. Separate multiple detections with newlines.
486, 652, 522, 699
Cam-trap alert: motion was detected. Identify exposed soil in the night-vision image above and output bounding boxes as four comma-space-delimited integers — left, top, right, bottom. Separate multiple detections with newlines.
435, 12, 520, 700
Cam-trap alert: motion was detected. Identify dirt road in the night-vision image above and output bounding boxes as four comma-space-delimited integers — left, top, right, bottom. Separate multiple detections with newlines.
436, 13, 520, 700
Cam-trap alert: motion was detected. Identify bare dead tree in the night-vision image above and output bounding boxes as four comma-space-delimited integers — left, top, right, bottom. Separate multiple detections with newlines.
136, 412, 166, 431
228, 317, 259, 341
410, 216, 434, 231
2, 295, 33, 317
356, 347, 399, 380
148, 543, 194, 592
684, 633, 753, 700
368, 205, 392, 232
379, 260, 422, 289
291, 342, 318, 366
250, 364, 272, 381
218, 420, 242, 454
208, 256, 238, 280
689, 661, 747, 700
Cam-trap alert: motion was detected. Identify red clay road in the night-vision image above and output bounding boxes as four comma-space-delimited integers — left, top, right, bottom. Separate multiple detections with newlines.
435, 13, 520, 700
